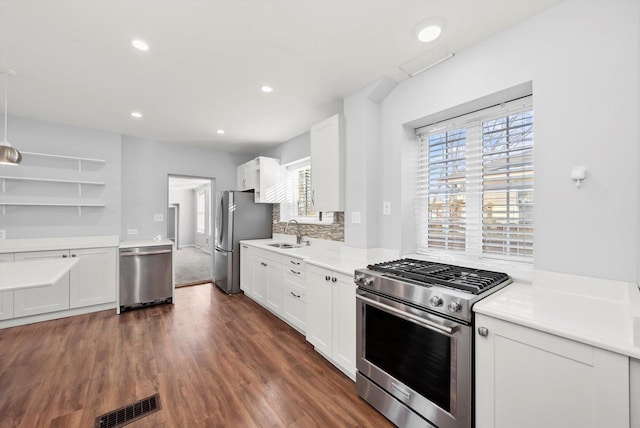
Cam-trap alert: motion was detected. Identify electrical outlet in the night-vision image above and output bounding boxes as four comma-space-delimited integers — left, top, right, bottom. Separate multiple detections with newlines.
0, 230, 6, 240
352, 211, 361, 224
127, 229, 138, 235
154, 213, 163, 222
383, 201, 391, 215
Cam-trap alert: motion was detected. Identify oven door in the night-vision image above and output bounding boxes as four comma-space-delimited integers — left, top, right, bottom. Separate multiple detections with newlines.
356, 290, 472, 428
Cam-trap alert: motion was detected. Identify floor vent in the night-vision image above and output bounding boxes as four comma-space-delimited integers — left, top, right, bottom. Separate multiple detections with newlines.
94, 393, 162, 428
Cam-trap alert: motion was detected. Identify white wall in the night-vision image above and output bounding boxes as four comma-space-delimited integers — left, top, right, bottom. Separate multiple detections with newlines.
0, 115, 122, 238
259, 131, 310, 165
344, 0, 640, 282
121, 136, 249, 240
168, 187, 196, 247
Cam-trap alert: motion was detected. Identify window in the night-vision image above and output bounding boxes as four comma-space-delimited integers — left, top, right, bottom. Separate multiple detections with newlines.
279, 158, 333, 224
196, 189, 205, 234
415, 96, 533, 263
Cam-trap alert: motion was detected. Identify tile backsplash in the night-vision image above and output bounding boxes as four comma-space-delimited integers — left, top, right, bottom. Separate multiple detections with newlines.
272, 205, 344, 242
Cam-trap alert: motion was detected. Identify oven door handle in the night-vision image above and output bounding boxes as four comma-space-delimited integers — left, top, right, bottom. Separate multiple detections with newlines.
357, 293, 457, 335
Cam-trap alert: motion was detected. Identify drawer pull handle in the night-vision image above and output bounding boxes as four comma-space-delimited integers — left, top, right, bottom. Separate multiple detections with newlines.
290, 260, 300, 265
261, 262, 267, 267
478, 327, 489, 337
325, 275, 331, 281
62, 254, 68, 258
290, 291, 301, 299
290, 269, 300, 275
331, 277, 337, 283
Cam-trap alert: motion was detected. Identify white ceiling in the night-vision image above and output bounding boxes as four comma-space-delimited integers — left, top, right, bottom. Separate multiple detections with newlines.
169, 176, 211, 190
0, 0, 559, 155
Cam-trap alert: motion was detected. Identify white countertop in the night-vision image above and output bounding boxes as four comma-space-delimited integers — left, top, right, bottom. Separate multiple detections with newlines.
474, 270, 640, 359
119, 239, 174, 249
241, 237, 398, 276
0, 258, 78, 291
0, 235, 119, 253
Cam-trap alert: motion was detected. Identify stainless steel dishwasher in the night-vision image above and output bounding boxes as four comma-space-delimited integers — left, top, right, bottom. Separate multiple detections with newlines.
119, 244, 173, 312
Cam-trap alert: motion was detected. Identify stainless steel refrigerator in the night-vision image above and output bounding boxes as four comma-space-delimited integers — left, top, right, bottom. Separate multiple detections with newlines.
214, 190, 272, 294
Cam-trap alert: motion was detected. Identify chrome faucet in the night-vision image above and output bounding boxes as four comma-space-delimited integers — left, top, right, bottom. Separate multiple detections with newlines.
284, 219, 302, 245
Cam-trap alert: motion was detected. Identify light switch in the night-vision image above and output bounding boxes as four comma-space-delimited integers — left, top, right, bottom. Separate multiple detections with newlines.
383, 202, 391, 215
352, 212, 361, 224
154, 213, 164, 222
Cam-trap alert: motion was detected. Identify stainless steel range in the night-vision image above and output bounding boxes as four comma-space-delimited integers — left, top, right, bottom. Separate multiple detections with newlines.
354, 258, 512, 428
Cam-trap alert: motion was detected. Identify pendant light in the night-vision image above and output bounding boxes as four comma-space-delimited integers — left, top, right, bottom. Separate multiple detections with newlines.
0, 69, 22, 165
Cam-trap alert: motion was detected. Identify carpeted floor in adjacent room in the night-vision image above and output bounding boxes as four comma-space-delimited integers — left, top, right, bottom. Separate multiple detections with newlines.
174, 246, 212, 286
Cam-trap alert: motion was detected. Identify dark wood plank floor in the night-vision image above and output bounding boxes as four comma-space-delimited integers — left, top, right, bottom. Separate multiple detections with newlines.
0, 284, 392, 427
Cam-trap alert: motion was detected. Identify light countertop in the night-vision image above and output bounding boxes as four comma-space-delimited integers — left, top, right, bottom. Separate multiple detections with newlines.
0, 235, 119, 253
0, 258, 78, 291
240, 237, 399, 276
119, 239, 174, 249
474, 270, 640, 359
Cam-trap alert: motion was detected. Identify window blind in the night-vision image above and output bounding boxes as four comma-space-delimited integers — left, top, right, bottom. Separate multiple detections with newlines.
415, 96, 533, 262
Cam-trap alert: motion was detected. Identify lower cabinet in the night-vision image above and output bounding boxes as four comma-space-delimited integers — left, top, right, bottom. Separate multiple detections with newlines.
14, 250, 71, 317
70, 247, 117, 308
250, 248, 283, 313
306, 264, 356, 379
1, 246, 117, 321
282, 256, 306, 332
0, 253, 15, 320
475, 313, 630, 428
240, 244, 253, 295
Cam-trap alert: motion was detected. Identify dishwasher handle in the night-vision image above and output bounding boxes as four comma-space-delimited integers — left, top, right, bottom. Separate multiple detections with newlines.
120, 249, 172, 257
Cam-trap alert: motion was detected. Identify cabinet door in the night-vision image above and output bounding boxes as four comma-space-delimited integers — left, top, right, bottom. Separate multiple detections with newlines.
14, 250, 70, 317
240, 244, 253, 295
69, 247, 116, 308
252, 255, 267, 302
0, 253, 15, 320
264, 258, 282, 315
310, 114, 344, 212
237, 163, 246, 190
332, 272, 356, 378
306, 267, 333, 356
475, 314, 629, 428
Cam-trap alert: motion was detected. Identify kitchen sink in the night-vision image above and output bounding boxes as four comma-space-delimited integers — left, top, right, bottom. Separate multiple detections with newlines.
267, 242, 301, 249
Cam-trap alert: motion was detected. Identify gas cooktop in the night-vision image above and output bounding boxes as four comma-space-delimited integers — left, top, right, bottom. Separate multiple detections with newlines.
366, 258, 510, 295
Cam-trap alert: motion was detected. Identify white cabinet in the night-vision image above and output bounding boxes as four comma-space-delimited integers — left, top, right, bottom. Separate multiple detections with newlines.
306, 264, 356, 379
236, 156, 282, 203
0, 253, 14, 320
282, 255, 306, 332
475, 313, 629, 428
250, 248, 282, 314
237, 159, 256, 191
69, 247, 116, 308
13, 250, 70, 317
310, 114, 344, 212
240, 244, 253, 295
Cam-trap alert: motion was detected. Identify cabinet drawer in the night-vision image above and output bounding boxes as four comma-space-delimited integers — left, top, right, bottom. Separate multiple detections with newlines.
284, 264, 305, 283
283, 282, 306, 332
253, 248, 282, 264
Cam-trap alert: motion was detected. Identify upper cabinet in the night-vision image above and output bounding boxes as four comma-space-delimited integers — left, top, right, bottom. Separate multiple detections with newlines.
236, 156, 282, 203
310, 114, 344, 212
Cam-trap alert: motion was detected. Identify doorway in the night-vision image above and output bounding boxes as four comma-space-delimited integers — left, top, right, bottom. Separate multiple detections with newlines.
168, 175, 215, 287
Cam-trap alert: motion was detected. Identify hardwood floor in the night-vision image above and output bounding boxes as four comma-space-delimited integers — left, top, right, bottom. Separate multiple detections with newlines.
0, 284, 393, 427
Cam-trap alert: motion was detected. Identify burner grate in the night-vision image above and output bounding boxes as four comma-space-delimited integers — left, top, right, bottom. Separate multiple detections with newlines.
367, 259, 509, 294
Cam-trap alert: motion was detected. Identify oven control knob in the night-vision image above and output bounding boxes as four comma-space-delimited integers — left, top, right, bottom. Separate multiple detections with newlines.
429, 296, 443, 307
354, 274, 365, 283
448, 301, 462, 313
362, 277, 374, 287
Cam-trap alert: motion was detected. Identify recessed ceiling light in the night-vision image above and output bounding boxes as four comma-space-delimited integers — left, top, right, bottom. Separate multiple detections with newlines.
131, 39, 149, 51
261, 85, 274, 93
415, 18, 445, 43
131, 111, 142, 119
216, 129, 225, 134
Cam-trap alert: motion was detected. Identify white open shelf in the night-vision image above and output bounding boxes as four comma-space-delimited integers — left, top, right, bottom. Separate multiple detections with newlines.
0, 202, 106, 216
0, 176, 105, 186
21, 151, 106, 164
